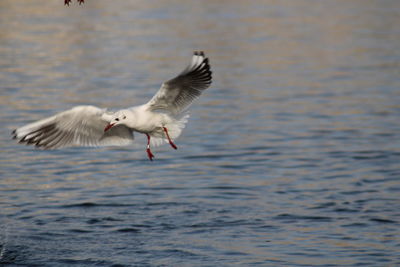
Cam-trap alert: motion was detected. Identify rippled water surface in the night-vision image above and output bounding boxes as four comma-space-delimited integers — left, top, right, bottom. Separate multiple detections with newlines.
1, 0, 400, 266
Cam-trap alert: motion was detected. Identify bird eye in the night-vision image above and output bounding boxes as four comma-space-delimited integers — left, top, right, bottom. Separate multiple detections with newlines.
115, 118, 119, 121
123, 116, 126, 119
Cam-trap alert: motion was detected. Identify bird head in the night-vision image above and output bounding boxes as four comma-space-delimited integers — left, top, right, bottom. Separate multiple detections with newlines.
104, 110, 130, 132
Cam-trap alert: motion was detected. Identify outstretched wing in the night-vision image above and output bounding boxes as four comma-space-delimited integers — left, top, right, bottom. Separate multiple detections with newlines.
13, 105, 134, 149
145, 51, 212, 115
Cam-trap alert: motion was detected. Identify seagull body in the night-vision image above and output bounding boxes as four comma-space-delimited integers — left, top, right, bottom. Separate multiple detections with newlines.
13, 51, 212, 160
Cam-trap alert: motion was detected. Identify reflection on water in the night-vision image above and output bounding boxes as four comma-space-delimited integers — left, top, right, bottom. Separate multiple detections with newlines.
1, 0, 399, 266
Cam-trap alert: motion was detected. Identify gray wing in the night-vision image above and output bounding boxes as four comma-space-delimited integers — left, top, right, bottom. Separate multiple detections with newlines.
13, 105, 134, 149
145, 51, 212, 115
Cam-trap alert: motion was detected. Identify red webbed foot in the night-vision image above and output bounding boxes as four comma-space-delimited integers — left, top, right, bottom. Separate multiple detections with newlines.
146, 148, 155, 161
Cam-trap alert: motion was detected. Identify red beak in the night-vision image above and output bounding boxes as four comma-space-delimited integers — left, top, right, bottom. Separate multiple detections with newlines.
104, 123, 115, 132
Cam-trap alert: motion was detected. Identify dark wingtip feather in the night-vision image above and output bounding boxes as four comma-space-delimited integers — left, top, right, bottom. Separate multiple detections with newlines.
187, 53, 212, 90
203, 57, 209, 67
198, 57, 212, 78
14, 123, 57, 148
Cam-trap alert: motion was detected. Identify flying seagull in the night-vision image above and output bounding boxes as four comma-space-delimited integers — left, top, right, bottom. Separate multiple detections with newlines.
12, 51, 212, 161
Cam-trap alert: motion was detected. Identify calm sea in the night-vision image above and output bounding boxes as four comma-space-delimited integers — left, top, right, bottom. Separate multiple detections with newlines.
1, 0, 399, 266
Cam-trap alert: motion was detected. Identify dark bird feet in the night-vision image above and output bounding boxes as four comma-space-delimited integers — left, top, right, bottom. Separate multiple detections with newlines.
65, 0, 84, 6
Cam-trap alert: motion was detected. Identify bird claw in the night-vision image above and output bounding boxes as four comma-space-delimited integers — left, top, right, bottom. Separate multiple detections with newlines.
169, 141, 177, 150
146, 148, 155, 161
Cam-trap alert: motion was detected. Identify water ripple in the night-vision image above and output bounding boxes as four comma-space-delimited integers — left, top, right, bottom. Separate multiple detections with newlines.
1, 1, 400, 266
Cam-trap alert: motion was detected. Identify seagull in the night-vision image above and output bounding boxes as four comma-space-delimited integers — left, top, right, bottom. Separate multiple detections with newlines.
12, 51, 212, 161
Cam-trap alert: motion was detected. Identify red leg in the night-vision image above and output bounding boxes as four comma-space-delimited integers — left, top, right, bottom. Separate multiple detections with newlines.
163, 127, 177, 150
146, 134, 155, 161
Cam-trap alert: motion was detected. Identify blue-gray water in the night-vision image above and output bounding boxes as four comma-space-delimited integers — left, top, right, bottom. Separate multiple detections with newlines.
1, 1, 399, 266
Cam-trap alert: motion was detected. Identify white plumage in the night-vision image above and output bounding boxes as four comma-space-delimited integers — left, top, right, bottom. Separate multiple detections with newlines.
13, 51, 212, 160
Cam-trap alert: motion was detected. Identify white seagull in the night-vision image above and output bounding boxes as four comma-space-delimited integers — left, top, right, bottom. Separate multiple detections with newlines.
12, 51, 212, 161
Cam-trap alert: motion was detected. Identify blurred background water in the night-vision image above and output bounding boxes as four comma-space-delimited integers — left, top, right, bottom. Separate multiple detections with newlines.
1, 0, 399, 266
